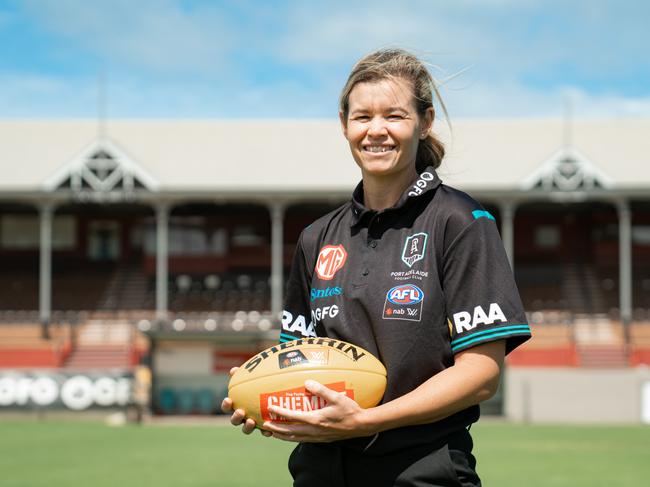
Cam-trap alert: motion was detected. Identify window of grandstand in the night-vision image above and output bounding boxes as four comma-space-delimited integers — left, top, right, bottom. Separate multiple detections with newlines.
87, 221, 120, 260
632, 226, 650, 245
231, 225, 265, 247
0, 215, 76, 250
143, 217, 220, 255
534, 225, 560, 249
592, 223, 618, 242
210, 228, 228, 255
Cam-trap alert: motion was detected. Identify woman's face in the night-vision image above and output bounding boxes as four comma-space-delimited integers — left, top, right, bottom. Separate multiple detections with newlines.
341, 77, 433, 180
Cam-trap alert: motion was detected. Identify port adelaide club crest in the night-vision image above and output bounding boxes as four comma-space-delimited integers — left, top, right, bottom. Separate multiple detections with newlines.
383, 284, 424, 321
402, 232, 428, 268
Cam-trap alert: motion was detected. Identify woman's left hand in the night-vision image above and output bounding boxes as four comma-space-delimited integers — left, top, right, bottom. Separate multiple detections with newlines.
262, 380, 375, 443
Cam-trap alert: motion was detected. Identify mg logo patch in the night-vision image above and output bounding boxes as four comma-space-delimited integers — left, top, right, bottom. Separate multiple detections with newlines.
315, 244, 347, 280
401, 232, 428, 267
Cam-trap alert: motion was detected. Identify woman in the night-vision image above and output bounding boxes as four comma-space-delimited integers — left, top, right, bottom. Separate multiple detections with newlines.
223, 48, 531, 486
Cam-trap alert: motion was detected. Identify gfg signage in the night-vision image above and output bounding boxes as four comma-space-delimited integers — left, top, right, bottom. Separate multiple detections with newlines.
0, 372, 132, 410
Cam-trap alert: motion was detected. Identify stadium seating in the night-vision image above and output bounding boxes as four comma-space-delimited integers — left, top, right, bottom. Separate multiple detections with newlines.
0, 324, 71, 368
0, 271, 39, 310
62, 320, 141, 370
574, 317, 627, 367
629, 322, 650, 366
506, 320, 578, 367
163, 272, 271, 312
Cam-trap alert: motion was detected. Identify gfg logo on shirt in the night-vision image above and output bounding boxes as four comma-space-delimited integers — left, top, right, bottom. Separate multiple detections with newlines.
383, 284, 424, 322
315, 245, 347, 280
407, 171, 435, 197
452, 303, 507, 333
311, 305, 339, 322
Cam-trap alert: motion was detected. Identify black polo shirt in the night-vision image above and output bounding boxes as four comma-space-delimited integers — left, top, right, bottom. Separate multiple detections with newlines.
280, 167, 530, 452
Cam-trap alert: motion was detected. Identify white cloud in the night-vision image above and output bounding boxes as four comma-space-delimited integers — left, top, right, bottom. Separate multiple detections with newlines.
441, 81, 650, 119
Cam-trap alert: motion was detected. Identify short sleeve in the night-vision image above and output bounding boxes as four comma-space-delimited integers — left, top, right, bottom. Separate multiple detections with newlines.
442, 215, 531, 355
279, 232, 317, 342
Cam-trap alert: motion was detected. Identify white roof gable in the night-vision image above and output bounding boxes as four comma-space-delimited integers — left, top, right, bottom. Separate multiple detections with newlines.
520, 147, 614, 191
43, 137, 159, 193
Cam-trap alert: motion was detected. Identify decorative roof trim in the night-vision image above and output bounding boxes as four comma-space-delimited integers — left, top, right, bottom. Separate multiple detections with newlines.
42, 138, 159, 194
520, 147, 614, 192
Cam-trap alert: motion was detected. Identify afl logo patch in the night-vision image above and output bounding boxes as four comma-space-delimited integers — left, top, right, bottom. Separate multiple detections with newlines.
386, 284, 424, 305
315, 245, 347, 280
383, 284, 424, 322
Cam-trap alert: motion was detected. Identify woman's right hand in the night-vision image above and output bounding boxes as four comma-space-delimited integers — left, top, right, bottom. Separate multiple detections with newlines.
220, 367, 271, 436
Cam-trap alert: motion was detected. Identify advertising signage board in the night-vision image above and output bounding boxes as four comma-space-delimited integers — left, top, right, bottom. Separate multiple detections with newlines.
0, 371, 133, 411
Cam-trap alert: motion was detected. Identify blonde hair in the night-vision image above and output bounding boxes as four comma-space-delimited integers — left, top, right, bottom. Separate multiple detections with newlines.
339, 48, 447, 171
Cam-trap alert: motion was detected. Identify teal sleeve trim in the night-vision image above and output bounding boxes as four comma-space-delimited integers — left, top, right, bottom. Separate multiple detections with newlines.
451, 324, 530, 352
451, 324, 530, 347
279, 332, 300, 343
472, 209, 495, 221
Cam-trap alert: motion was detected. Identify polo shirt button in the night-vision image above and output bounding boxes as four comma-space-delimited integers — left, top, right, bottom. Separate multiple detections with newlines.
362, 269, 369, 276
370, 241, 377, 248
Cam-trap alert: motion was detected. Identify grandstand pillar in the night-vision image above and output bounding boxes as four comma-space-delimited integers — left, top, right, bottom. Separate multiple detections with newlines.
269, 202, 285, 323
500, 201, 516, 270
617, 200, 633, 325
39, 203, 54, 338
155, 203, 170, 322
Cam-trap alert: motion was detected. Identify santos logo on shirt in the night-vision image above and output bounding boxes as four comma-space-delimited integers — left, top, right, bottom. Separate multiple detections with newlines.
452, 303, 507, 333
310, 286, 343, 301
383, 284, 424, 322
315, 245, 347, 280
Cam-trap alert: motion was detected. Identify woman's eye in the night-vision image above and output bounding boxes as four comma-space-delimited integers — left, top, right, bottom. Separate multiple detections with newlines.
387, 114, 404, 120
354, 116, 370, 122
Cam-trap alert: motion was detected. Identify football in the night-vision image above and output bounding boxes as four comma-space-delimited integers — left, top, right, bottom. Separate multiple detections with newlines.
228, 338, 387, 427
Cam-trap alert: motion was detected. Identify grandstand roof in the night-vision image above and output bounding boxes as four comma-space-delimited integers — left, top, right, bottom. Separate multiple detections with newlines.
0, 118, 648, 200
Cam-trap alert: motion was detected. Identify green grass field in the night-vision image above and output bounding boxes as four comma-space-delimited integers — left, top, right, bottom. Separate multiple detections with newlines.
1, 420, 648, 486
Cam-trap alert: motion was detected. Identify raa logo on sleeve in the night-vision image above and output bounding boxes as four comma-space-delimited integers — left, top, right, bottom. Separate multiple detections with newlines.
452, 303, 507, 333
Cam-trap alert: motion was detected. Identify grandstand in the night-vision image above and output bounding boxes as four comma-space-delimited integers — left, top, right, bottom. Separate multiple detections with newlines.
1, 119, 649, 419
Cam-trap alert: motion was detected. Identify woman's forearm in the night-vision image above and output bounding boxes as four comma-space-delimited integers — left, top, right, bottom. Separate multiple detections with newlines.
360, 340, 505, 434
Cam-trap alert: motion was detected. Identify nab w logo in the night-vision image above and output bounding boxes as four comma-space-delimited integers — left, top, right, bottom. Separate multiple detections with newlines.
387, 284, 424, 305
315, 245, 347, 280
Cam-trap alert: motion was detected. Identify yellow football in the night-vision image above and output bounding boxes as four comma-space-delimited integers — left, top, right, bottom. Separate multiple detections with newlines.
228, 338, 387, 428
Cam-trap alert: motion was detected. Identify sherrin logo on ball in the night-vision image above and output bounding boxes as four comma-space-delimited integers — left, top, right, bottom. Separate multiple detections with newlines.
228, 338, 386, 428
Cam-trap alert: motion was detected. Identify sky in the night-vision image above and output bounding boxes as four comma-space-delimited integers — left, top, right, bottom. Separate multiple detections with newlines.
0, 0, 648, 119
